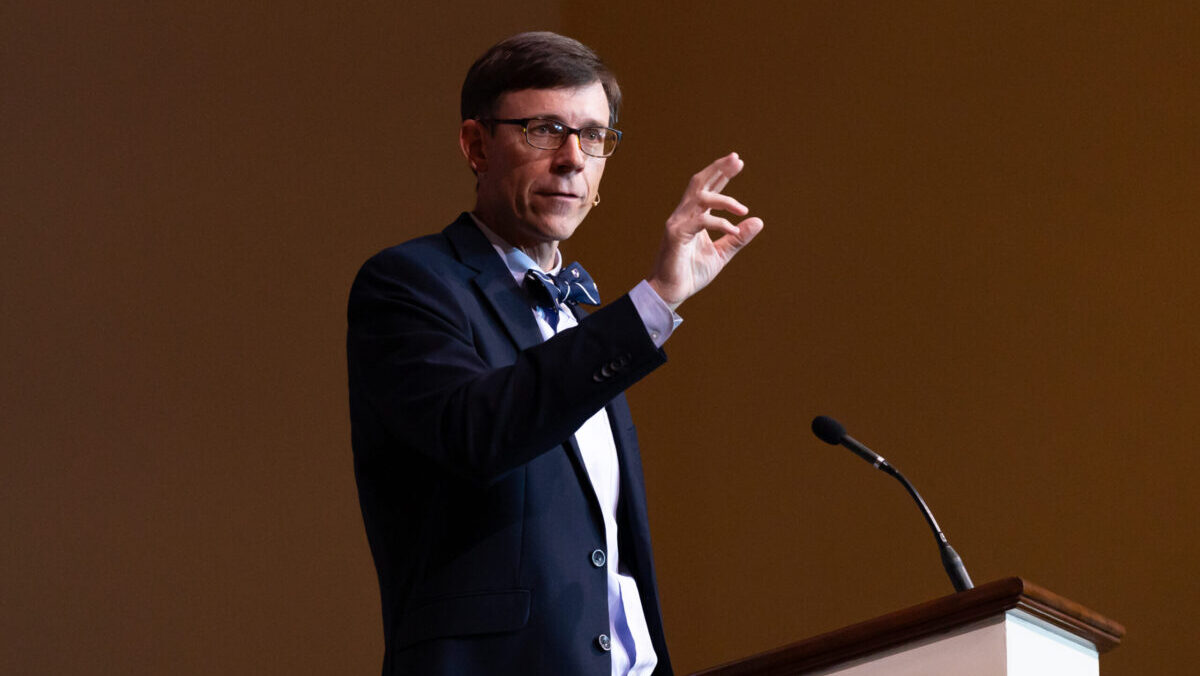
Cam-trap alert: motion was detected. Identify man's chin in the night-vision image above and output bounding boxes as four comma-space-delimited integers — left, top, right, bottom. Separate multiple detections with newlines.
530, 214, 586, 242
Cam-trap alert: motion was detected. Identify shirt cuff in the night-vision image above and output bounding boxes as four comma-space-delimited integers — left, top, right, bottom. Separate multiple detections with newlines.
629, 280, 683, 348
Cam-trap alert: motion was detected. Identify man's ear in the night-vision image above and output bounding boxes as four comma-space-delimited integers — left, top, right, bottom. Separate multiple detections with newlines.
459, 119, 488, 175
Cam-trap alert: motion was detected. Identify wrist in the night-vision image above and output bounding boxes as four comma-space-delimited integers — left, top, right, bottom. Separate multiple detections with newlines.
647, 278, 683, 312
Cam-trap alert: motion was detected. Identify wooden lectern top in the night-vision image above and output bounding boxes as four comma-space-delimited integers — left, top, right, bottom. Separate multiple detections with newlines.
692, 577, 1126, 676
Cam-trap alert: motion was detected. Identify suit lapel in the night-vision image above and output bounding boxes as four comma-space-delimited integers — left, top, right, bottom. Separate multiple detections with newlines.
443, 213, 543, 352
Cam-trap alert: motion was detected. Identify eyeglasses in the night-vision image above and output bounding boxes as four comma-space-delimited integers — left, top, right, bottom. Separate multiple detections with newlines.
485, 118, 622, 158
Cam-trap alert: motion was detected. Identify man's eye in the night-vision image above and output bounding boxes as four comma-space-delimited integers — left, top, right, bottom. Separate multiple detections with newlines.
581, 128, 604, 142
528, 121, 566, 137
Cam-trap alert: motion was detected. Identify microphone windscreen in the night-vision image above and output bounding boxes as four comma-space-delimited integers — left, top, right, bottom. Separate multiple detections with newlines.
811, 415, 846, 445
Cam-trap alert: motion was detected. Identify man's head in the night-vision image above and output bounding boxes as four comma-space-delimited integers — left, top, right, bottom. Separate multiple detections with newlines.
459, 33, 621, 264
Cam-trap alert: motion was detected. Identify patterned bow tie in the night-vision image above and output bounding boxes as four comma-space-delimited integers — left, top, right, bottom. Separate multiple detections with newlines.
523, 262, 601, 331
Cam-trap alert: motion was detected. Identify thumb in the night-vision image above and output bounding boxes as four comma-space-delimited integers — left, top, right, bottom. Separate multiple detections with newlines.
714, 217, 764, 261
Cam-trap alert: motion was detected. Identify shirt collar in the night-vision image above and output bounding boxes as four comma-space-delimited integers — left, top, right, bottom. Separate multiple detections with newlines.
469, 213, 563, 286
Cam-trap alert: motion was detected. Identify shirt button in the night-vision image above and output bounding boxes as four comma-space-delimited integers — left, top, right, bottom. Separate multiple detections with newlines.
596, 633, 612, 652
590, 549, 606, 567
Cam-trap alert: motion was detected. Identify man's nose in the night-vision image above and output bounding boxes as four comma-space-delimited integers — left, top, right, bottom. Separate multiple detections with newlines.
551, 133, 586, 172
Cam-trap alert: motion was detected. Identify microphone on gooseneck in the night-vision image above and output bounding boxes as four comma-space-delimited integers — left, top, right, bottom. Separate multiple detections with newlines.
811, 415, 974, 593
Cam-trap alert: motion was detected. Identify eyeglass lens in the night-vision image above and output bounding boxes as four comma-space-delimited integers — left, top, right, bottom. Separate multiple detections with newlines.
525, 119, 618, 157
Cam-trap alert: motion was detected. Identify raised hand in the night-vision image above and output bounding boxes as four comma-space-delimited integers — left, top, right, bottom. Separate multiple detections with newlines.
647, 152, 764, 311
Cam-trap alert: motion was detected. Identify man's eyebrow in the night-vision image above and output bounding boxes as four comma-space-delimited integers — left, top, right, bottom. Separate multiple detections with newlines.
529, 114, 610, 128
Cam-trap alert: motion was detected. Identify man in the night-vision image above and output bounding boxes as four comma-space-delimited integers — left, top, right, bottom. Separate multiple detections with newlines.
348, 32, 763, 676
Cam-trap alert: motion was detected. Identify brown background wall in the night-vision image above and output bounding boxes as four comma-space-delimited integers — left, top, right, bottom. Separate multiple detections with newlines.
3, 1, 1197, 674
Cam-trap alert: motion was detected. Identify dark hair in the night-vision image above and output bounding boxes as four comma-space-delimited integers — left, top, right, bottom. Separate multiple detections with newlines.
461, 32, 621, 125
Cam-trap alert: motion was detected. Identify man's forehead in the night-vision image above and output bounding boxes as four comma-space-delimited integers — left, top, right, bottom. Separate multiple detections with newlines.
494, 83, 611, 125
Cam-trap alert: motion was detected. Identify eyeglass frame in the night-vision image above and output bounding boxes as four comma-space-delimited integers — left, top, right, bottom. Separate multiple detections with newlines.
482, 117, 623, 158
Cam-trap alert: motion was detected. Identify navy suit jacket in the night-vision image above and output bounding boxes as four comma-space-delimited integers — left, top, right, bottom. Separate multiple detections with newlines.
347, 214, 673, 675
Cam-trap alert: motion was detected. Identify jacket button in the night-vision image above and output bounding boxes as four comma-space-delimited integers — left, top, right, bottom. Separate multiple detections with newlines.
590, 549, 606, 567
596, 633, 612, 651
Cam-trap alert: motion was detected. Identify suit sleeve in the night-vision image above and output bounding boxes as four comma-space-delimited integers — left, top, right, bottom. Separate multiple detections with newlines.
347, 247, 667, 484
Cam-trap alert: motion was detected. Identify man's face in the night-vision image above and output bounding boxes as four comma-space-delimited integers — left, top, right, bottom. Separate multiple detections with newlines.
471, 81, 610, 251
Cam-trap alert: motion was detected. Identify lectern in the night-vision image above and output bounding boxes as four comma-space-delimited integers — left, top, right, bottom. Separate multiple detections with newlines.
693, 577, 1124, 675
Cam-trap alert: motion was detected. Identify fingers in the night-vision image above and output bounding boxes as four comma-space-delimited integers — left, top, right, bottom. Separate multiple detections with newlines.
696, 212, 740, 237
667, 151, 759, 237
675, 189, 746, 221
693, 152, 744, 192
676, 152, 750, 219
699, 192, 748, 216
